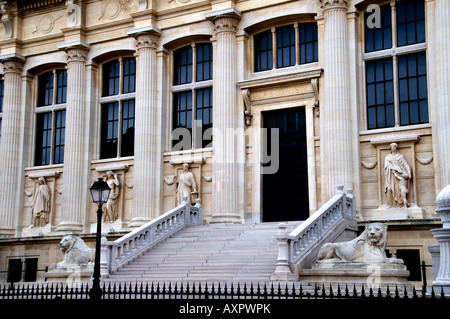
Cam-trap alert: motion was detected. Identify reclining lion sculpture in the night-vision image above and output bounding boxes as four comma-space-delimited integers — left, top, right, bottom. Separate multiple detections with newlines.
316, 222, 403, 264
55, 235, 95, 269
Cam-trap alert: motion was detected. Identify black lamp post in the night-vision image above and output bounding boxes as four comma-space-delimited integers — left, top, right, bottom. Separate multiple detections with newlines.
89, 177, 111, 301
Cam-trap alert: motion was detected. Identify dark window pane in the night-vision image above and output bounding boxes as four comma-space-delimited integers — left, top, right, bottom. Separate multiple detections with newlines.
53, 110, 65, 164
196, 43, 213, 81
365, 58, 394, 129
35, 112, 52, 166
7, 259, 22, 283
103, 60, 120, 96
365, 3, 392, 52
255, 30, 273, 72
398, 52, 428, 126
123, 57, 136, 94
174, 46, 193, 85
0, 80, 4, 113
121, 100, 135, 157
277, 25, 295, 68
56, 69, 67, 104
172, 91, 192, 149
195, 87, 213, 148
24, 258, 38, 282
397, 0, 425, 47
299, 23, 318, 64
101, 103, 119, 159
38, 71, 54, 107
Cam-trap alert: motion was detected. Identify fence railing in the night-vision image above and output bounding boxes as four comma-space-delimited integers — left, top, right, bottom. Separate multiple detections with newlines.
0, 281, 447, 301
102, 197, 203, 274
272, 185, 358, 279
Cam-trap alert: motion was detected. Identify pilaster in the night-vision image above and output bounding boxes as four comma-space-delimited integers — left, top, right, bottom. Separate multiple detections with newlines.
56, 41, 90, 232
0, 53, 25, 236
127, 26, 163, 226
319, 0, 354, 198
206, 8, 243, 223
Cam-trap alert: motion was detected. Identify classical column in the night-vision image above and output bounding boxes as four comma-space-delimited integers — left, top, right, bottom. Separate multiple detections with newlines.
127, 26, 163, 226
434, 0, 450, 188
57, 42, 90, 232
319, 0, 354, 198
206, 8, 242, 223
431, 184, 450, 293
0, 54, 25, 236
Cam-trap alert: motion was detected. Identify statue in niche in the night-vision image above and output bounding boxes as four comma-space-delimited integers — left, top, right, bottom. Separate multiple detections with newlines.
384, 143, 411, 208
31, 177, 51, 228
103, 171, 120, 223
176, 163, 198, 205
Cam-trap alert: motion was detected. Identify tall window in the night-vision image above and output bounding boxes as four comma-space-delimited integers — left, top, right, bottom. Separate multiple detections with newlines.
35, 69, 67, 166
254, 22, 318, 72
364, 0, 427, 130
172, 43, 213, 150
100, 57, 135, 159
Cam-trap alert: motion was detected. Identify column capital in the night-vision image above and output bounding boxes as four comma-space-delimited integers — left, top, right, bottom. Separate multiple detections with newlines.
206, 8, 241, 34
58, 40, 90, 63
320, 0, 348, 11
0, 53, 25, 74
127, 25, 161, 50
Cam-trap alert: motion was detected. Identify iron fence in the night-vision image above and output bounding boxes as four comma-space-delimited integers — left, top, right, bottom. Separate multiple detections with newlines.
0, 281, 448, 301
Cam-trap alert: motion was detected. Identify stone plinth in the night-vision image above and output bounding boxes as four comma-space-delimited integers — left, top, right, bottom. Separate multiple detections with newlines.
45, 265, 93, 284
300, 262, 411, 290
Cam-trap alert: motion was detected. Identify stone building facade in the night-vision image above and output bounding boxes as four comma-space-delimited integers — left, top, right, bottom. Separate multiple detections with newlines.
0, 0, 448, 285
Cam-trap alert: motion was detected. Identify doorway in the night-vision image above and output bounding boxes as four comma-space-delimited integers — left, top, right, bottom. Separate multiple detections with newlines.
262, 107, 309, 222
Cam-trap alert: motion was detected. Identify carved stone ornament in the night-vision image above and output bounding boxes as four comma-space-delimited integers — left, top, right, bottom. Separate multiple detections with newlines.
128, 26, 161, 50
55, 235, 95, 269
205, 8, 241, 35
99, 0, 132, 21
384, 143, 411, 208
242, 89, 252, 126
0, 1, 14, 38
319, 0, 348, 10
316, 223, 404, 264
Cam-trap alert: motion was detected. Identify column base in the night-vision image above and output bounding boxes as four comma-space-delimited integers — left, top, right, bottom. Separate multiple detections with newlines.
55, 222, 83, 232
210, 212, 242, 224
0, 227, 15, 237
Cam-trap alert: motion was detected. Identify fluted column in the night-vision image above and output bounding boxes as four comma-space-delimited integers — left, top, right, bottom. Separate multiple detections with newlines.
0, 54, 25, 236
319, 0, 353, 198
57, 42, 90, 232
434, 0, 450, 188
128, 26, 162, 226
206, 8, 242, 223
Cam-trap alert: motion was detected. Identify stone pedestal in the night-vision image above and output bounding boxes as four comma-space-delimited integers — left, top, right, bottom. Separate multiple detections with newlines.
45, 265, 94, 285
300, 262, 411, 290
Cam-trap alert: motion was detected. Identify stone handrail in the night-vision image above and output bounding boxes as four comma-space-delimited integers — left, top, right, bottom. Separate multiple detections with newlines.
101, 197, 203, 274
271, 185, 357, 280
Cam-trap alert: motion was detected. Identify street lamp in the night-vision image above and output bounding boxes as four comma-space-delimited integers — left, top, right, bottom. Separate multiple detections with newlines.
89, 177, 111, 301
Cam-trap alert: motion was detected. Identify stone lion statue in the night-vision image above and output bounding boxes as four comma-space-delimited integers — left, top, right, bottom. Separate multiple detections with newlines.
56, 235, 95, 269
316, 223, 403, 264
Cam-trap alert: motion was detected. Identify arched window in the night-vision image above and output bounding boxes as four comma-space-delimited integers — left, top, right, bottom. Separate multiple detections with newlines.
99, 56, 136, 159
34, 69, 67, 166
172, 42, 213, 150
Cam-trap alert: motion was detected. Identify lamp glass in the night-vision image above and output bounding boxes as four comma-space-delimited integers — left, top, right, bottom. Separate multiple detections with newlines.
90, 178, 111, 204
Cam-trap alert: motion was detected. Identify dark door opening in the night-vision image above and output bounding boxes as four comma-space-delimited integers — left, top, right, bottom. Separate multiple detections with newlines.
262, 107, 309, 222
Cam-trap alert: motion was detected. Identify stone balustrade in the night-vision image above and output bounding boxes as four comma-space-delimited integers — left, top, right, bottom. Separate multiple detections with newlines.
102, 197, 203, 274
272, 185, 357, 280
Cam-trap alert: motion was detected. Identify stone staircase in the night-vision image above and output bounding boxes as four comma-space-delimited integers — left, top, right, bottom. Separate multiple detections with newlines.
104, 221, 299, 283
